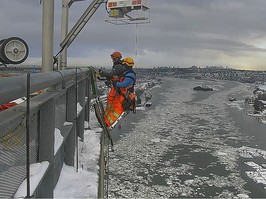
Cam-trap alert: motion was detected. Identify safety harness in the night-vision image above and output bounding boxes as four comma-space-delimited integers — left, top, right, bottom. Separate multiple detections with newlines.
118, 71, 136, 113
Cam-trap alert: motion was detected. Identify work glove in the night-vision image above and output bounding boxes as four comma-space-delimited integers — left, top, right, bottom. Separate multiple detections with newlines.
97, 69, 108, 81
105, 80, 112, 88
112, 80, 118, 87
112, 80, 119, 91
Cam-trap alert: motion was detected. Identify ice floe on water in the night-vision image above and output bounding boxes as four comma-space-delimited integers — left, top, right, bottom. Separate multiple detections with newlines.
136, 107, 145, 111
108, 78, 263, 198
238, 146, 266, 189
151, 138, 160, 143
227, 100, 245, 110
238, 146, 266, 159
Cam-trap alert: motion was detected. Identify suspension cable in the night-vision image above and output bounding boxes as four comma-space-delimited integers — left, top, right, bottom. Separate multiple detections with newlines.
135, 23, 138, 68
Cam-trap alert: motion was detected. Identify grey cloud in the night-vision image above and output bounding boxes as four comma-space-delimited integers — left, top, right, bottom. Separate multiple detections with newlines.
1, 0, 266, 69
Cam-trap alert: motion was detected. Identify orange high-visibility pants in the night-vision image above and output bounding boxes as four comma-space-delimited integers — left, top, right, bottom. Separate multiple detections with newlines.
104, 87, 125, 127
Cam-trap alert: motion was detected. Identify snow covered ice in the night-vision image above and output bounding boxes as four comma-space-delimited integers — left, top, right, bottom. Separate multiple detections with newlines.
107, 78, 261, 198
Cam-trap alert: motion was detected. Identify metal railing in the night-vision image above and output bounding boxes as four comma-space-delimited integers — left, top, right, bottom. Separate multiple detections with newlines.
0, 67, 93, 198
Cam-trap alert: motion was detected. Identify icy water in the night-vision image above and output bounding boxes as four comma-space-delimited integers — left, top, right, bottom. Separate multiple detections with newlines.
108, 77, 266, 198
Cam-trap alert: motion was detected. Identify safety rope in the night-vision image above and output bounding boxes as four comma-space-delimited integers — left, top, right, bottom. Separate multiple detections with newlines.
135, 23, 138, 68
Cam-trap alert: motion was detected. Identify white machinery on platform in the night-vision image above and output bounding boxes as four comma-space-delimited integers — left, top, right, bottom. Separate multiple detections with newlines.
105, 0, 150, 25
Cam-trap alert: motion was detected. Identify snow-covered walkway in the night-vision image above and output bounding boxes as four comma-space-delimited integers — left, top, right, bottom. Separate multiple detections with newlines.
15, 111, 102, 198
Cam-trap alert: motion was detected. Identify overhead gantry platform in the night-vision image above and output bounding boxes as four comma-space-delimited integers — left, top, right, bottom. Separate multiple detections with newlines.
105, 0, 150, 25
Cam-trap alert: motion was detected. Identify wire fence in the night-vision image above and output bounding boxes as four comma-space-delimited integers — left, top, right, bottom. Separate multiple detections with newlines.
0, 67, 93, 198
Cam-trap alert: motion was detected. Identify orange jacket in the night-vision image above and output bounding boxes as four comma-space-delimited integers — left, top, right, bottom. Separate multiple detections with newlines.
103, 73, 136, 127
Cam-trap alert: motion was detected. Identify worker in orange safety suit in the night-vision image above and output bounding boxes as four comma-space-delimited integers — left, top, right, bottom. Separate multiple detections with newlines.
103, 57, 136, 127
99, 51, 124, 82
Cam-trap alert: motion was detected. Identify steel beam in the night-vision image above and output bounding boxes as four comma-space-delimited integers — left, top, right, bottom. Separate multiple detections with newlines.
60, 0, 105, 50
42, 0, 55, 72
59, 0, 70, 70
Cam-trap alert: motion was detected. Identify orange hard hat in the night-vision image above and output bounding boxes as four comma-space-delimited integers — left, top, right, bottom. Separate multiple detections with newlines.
111, 51, 122, 59
122, 57, 134, 67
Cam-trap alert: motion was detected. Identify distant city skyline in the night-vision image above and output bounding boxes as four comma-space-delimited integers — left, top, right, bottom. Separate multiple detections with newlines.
1, 0, 266, 71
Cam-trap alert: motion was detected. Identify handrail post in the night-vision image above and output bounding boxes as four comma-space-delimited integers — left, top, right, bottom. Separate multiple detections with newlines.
26, 73, 31, 198
75, 68, 79, 172
98, 132, 105, 198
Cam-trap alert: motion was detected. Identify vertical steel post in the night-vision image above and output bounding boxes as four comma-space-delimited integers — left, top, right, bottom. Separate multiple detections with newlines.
87, 70, 91, 122
26, 73, 31, 197
84, 72, 90, 124
106, 139, 110, 198
39, 99, 55, 198
42, 0, 55, 72
66, 85, 76, 166
77, 78, 85, 140
75, 68, 78, 172
98, 132, 105, 198
59, 0, 70, 70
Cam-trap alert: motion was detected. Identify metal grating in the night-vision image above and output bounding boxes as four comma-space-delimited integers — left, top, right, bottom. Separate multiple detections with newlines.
0, 113, 39, 198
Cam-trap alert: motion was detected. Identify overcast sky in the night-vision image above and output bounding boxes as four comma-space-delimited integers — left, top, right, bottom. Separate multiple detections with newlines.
1, 0, 266, 70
